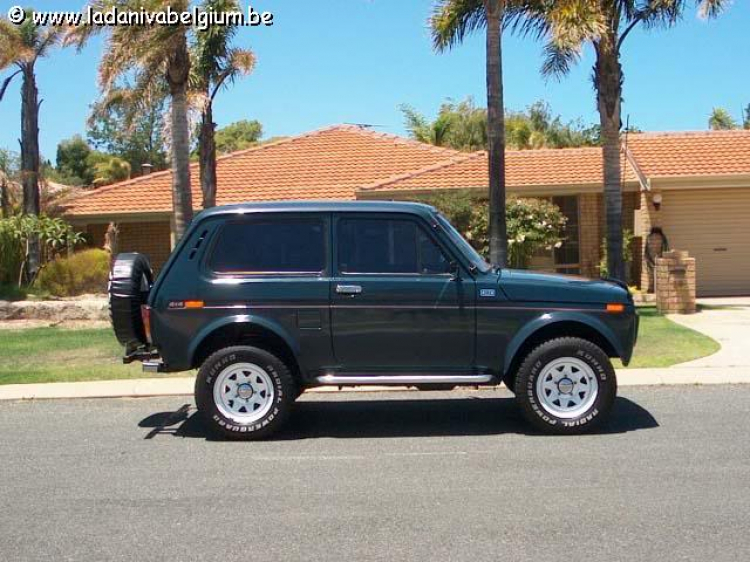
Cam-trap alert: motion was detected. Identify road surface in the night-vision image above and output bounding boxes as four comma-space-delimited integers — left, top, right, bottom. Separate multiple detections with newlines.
1, 386, 748, 561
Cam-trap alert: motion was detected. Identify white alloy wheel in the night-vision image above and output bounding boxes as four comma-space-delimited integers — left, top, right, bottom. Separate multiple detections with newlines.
535, 357, 599, 419
213, 362, 275, 424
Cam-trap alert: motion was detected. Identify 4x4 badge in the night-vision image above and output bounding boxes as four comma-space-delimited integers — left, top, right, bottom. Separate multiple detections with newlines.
479, 288, 497, 298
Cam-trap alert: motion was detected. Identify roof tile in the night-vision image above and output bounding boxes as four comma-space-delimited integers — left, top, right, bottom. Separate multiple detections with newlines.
64, 125, 460, 216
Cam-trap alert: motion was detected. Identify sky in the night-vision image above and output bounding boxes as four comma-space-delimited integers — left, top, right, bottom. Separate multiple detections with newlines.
0, 0, 748, 161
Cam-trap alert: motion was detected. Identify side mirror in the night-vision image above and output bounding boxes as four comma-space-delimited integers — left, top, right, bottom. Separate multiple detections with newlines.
449, 261, 460, 280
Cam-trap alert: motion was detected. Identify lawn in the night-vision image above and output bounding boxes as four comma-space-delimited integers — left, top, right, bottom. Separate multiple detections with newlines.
0, 309, 720, 385
615, 307, 720, 369
0, 327, 187, 385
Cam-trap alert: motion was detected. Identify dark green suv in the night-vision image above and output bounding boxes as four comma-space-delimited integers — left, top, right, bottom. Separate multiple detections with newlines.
109, 201, 638, 439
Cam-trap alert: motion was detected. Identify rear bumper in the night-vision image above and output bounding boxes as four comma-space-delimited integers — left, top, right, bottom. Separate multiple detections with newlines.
142, 360, 165, 373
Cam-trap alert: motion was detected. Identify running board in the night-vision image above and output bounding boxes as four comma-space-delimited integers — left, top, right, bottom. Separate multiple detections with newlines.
314, 373, 496, 386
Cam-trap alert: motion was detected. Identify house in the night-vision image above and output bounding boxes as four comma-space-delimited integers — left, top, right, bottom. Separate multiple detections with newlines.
62, 125, 750, 297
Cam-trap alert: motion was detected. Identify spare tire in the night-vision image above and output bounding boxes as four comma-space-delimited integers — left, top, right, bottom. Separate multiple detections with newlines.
109, 253, 154, 352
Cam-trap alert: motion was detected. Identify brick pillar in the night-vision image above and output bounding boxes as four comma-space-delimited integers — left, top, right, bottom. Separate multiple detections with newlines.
578, 193, 602, 278
655, 250, 696, 314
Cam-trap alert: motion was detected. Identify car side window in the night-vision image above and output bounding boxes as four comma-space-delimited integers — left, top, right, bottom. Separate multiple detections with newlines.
209, 218, 325, 274
338, 218, 451, 274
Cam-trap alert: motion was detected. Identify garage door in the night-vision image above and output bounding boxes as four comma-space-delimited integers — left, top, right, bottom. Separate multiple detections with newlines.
660, 189, 750, 297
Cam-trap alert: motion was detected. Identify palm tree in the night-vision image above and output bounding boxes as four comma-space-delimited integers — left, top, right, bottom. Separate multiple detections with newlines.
400, 104, 454, 147
431, 0, 510, 267
192, 0, 255, 209
0, 9, 63, 279
708, 107, 738, 130
517, 0, 728, 281
68, 0, 195, 239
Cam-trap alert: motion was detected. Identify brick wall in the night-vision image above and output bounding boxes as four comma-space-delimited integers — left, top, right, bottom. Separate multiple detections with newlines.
85, 220, 172, 272
578, 191, 639, 283
578, 193, 601, 278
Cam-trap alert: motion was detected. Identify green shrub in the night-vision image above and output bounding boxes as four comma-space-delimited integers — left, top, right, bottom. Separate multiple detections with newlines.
417, 191, 567, 268
0, 214, 85, 286
0, 222, 23, 285
37, 249, 110, 297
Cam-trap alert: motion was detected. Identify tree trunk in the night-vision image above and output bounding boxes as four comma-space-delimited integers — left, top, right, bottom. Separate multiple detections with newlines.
1, 175, 9, 218
167, 37, 194, 241
595, 36, 625, 282
199, 102, 218, 209
485, 0, 507, 268
20, 64, 41, 281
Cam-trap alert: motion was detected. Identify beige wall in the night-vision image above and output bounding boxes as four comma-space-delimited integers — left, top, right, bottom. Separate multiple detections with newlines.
86, 220, 172, 272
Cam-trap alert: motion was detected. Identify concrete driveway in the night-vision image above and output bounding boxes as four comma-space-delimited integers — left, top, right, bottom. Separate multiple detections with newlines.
668, 297, 750, 368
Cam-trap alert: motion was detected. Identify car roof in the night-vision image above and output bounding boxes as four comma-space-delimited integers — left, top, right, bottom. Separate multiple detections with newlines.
195, 200, 438, 220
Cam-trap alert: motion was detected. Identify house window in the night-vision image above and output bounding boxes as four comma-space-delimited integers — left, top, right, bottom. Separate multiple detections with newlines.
553, 196, 581, 275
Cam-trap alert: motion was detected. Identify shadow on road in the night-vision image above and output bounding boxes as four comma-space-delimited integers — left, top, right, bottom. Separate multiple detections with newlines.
138, 395, 658, 441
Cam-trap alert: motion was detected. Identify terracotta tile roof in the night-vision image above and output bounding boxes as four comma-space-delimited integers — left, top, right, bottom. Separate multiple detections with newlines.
64, 127, 750, 217
361, 147, 637, 194
624, 130, 750, 178
64, 125, 461, 216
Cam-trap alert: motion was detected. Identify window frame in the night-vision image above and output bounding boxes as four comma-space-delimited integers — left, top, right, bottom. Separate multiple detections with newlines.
333, 213, 458, 277
204, 213, 330, 277
552, 195, 582, 275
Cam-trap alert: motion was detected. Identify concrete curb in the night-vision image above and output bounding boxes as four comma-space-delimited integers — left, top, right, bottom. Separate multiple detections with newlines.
2, 367, 750, 401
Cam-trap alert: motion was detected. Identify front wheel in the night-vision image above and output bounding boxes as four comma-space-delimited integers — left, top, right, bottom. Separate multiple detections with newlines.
195, 346, 297, 440
514, 337, 617, 434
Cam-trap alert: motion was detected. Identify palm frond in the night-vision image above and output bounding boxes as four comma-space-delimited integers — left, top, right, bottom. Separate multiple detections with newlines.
0, 69, 21, 102
430, 0, 485, 52
541, 41, 581, 79
0, 18, 34, 68
698, 0, 729, 19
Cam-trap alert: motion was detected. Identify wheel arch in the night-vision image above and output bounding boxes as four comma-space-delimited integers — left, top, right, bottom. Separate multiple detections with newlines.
502, 314, 622, 384
189, 316, 302, 382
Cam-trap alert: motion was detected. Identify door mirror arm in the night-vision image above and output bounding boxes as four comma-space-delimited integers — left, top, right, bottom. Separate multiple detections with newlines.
449, 261, 460, 281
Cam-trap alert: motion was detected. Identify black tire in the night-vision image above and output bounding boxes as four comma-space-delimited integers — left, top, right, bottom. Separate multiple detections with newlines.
109, 253, 153, 352
502, 374, 516, 394
195, 346, 297, 440
514, 337, 617, 435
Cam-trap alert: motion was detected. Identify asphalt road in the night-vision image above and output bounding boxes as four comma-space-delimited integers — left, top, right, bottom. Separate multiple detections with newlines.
1, 386, 749, 562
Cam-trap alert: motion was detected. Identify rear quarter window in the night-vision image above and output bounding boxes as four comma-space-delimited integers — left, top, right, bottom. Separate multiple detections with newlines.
208, 218, 325, 274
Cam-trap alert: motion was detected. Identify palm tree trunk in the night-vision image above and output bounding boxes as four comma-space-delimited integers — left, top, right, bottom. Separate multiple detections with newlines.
20, 64, 41, 281
1, 175, 10, 218
169, 83, 194, 239
595, 36, 625, 282
199, 102, 218, 209
167, 35, 194, 242
485, 0, 508, 268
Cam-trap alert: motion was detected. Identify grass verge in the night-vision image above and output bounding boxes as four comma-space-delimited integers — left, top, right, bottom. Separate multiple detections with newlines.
0, 309, 720, 385
615, 307, 720, 369
0, 327, 187, 385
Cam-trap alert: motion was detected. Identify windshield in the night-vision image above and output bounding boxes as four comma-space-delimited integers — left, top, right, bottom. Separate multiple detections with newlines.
435, 213, 492, 274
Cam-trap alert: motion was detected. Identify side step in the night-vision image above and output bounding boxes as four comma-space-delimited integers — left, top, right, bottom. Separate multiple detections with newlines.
314, 373, 497, 386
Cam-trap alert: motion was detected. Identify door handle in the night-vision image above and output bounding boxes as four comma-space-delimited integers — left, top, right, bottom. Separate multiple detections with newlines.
336, 284, 363, 295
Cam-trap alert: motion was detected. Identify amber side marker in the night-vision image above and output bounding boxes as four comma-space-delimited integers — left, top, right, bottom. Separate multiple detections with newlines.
184, 300, 205, 309
606, 303, 625, 313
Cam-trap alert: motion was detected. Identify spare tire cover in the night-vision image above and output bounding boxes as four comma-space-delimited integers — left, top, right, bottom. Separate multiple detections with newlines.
109, 253, 154, 350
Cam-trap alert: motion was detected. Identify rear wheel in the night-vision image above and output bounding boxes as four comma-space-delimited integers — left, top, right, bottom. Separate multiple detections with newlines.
195, 346, 297, 440
514, 337, 616, 434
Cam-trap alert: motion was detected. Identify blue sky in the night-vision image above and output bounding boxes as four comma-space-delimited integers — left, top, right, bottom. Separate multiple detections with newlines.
1, 0, 748, 160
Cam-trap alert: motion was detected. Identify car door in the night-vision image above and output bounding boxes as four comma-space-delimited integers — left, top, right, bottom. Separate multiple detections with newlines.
199, 213, 334, 371
330, 213, 475, 372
